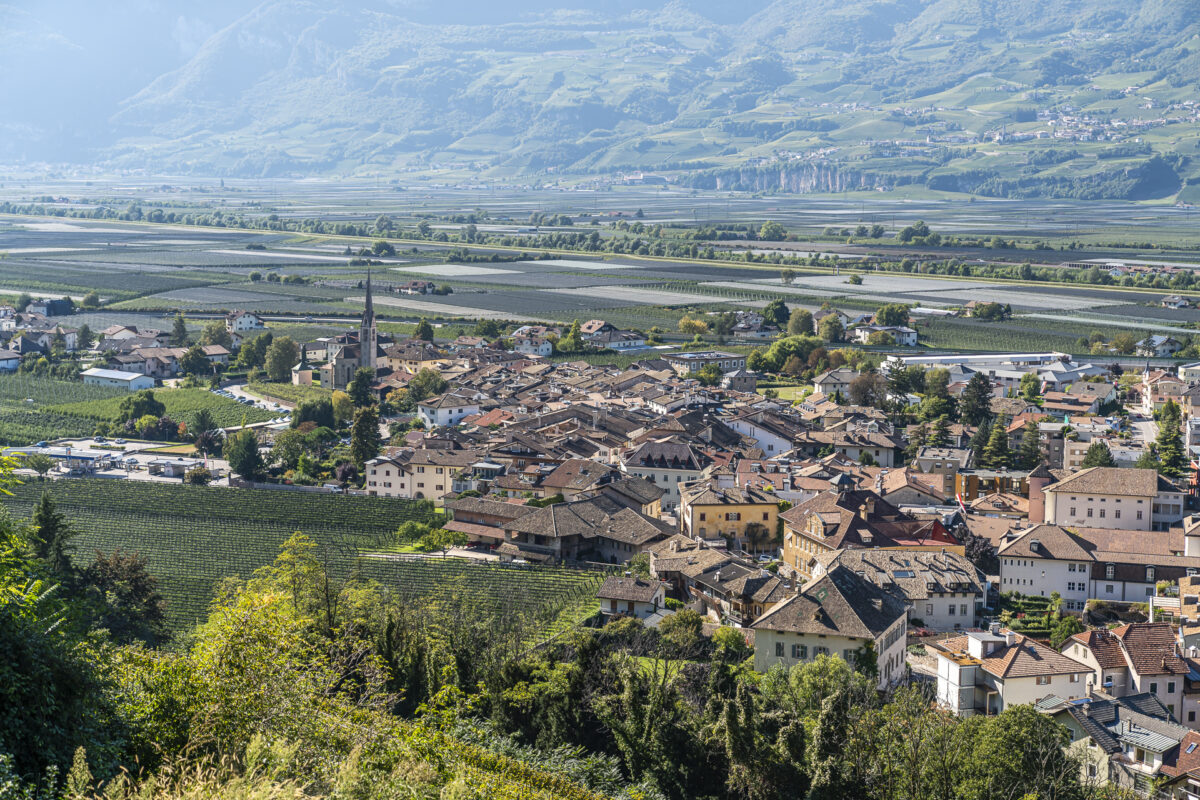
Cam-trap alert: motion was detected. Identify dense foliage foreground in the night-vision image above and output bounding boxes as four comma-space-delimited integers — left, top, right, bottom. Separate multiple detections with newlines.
2, 468, 1133, 799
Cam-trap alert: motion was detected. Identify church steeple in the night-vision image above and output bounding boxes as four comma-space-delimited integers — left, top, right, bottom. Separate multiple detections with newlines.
359, 269, 377, 370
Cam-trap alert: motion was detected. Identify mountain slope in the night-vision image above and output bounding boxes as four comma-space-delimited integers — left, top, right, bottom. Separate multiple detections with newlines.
10, 0, 1200, 197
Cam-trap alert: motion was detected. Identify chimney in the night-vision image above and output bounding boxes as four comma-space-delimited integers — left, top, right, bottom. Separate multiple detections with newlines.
989, 621, 1001, 636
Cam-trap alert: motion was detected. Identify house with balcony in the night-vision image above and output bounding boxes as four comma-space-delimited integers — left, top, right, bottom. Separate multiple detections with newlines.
931, 625, 1092, 716
1062, 624, 1191, 721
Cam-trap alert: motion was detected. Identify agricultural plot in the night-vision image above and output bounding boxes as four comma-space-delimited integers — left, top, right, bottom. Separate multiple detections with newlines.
547, 285, 753, 306
0, 375, 127, 444
49, 388, 277, 429
245, 381, 333, 406
2, 480, 601, 632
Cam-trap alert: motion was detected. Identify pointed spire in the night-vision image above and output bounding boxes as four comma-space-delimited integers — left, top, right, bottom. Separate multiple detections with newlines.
364, 268, 374, 320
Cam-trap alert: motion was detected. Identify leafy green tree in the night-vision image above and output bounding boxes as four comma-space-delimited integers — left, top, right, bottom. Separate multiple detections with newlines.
1050, 616, 1086, 649
780, 268, 796, 285
875, 303, 910, 327
759, 220, 787, 241
264, 336, 299, 383
981, 416, 1011, 469
199, 320, 233, 349
787, 308, 814, 336
80, 549, 169, 646
32, 492, 77, 577
746, 350, 765, 372
1080, 440, 1117, 468
347, 367, 376, 407
695, 363, 722, 387
818, 314, 843, 343
350, 406, 381, 465
117, 389, 164, 423
22, 453, 54, 479
76, 324, 95, 351
1019, 372, 1042, 403
406, 368, 448, 402
472, 318, 501, 338
957, 705, 1079, 800
170, 312, 189, 346
178, 345, 209, 376
659, 608, 705, 655
762, 298, 789, 328
959, 373, 993, 426
1156, 399, 1188, 477
558, 319, 585, 353
413, 317, 434, 342
763, 335, 823, 372
291, 398, 336, 429
1017, 419, 1043, 470
80, 290, 101, 309
224, 429, 264, 481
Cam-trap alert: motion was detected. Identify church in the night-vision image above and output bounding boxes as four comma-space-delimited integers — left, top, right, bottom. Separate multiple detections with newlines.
319, 271, 387, 390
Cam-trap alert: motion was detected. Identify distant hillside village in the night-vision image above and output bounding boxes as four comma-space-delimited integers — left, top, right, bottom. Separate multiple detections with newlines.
16, 272, 1200, 796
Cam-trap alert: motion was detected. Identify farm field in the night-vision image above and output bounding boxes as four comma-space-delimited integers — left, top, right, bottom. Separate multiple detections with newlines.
245, 380, 334, 405
2, 479, 605, 633
0, 375, 128, 444
48, 387, 277, 429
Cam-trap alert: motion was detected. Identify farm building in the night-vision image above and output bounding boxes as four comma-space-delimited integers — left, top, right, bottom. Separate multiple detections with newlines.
80, 367, 155, 391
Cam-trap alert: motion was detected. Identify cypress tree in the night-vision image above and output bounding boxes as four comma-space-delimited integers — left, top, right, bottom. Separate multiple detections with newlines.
982, 416, 1011, 469
32, 492, 76, 578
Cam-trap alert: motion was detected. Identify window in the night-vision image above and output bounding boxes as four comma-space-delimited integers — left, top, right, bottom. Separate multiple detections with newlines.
1070, 507, 1077, 516
1169, 681, 1176, 694
1115, 510, 1121, 519
1146, 567, 1155, 582
948, 604, 956, 616
1105, 564, 1115, 580
1137, 510, 1143, 520
1087, 508, 1093, 517
775, 642, 784, 657
961, 604, 968, 615
1070, 674, 1080, 683
792, 644, 807, 659
1036, 676, 1052, 685
1099, 509, 1105, 518
699, 513, 706, 521
726, 512, 740, 521
1151, 682, 1159, 694
762, 513, 769, 521
926, 603, 933, 614
1105, 584, 1114, 593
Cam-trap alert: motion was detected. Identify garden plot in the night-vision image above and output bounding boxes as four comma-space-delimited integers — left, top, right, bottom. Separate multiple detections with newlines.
524, 259, 638, 270
909, 287, 1105, 311
547, 285, 750, 306
0, 247, 99, 254
393, 264, 522, 277
1020, 313, 1197, 335
148, 287, 288, 305
208, 249, 360, 263
743, 274, 1005, 294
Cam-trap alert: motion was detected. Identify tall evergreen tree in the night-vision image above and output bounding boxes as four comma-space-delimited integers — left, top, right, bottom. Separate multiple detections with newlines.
1156, 399, 1188, 477
959, 373, 993, 426
1080, 440, 1116, 468
32, 492, 76, 578
927, 415, 952, 448
170, 312, 189, 346
969, 417, 992, 463
906, 422, 929, 461
1017, 419, 1043, 470
982, 416, 1011, 469
351, 405, 382, 465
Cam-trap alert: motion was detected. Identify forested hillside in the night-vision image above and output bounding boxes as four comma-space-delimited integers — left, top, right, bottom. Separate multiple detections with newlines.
6, 0, 1200, 197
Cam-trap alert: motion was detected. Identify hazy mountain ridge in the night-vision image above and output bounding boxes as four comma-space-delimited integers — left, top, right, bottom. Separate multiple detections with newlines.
9, 0, 1200, 197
